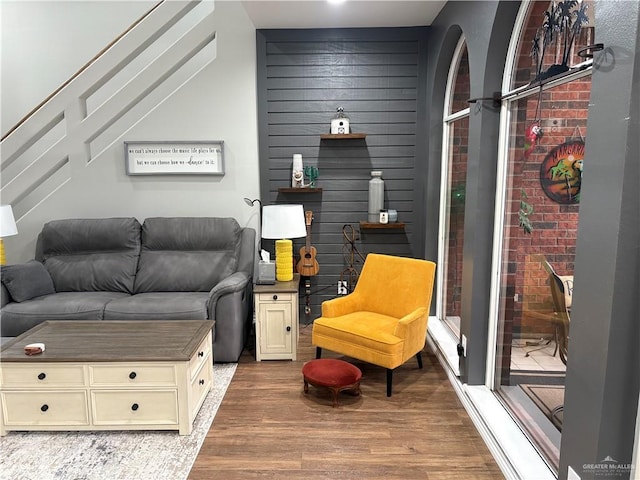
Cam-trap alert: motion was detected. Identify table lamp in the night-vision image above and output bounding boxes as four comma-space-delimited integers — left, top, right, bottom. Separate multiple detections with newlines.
261, 204, 306, 282
0, 205, 18, 265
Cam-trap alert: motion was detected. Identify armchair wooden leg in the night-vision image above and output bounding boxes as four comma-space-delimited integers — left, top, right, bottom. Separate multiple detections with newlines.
316, 347, 322, 359
416, 352, 423, 369
386, 369, 393, 397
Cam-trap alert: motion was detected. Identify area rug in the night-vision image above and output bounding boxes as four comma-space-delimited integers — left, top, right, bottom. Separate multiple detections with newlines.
520, 383, 564, 429
0, 363, 236, 480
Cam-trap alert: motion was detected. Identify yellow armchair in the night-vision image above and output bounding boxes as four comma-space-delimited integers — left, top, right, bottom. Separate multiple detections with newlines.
312, 253, 436, 396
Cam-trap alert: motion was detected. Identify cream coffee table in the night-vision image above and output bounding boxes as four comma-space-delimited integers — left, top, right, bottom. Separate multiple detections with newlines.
0, 320, 214, 436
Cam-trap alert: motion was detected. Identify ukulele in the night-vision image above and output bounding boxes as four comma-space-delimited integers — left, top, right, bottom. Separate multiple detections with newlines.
296, 210, 320, 276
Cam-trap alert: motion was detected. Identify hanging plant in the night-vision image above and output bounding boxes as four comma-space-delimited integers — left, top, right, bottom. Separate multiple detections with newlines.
518, 189, 534, 234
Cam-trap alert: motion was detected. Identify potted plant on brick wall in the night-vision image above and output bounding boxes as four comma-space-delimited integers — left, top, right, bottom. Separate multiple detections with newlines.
519, 189, 534, 234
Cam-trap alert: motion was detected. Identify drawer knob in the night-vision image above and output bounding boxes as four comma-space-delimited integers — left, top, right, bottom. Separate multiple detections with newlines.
131, 403, 139, 411
286, 326, 291, 332
41, 404, 49, 412
198, 351, 204, 357
129, 371, 137, 379
273, 294, 278, 300
199, 379, 205, 385
37, 372, 46, 380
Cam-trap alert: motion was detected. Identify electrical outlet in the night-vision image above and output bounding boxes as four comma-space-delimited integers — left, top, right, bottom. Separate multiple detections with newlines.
337, 281, 348, 295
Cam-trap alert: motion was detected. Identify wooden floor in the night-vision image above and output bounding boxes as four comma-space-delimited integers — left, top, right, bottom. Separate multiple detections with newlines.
189, 325, 504, 480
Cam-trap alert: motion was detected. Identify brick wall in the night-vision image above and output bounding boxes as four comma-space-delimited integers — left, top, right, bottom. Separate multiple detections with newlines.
445, 47, 469, 319
505, 1, 593, 337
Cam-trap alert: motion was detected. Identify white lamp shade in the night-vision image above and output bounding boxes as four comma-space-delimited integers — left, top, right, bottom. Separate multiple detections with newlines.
0, 205, 18, 237
261, 204, 307, 239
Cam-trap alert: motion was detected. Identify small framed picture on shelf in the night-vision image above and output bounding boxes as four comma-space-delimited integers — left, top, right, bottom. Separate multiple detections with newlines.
124, 141, 224, 176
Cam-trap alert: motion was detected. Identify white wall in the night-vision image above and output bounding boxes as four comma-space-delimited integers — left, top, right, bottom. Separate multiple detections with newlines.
0, 1, 156, 132
1, 1, 261, 263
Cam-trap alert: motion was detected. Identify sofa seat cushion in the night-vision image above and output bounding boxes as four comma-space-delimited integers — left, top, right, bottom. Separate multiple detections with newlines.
103, 292, 210, 320
0, 292, 129, 337
312, 312, 404, 369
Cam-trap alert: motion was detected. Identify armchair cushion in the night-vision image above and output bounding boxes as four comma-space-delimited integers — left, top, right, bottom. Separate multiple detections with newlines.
312, 312, 404, 367
1, 260, 55, 302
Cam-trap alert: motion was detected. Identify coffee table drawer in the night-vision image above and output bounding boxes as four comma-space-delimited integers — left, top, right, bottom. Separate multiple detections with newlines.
1, 364, 85, 387
91, 390, 179, 425
189, 359, 212, 415
1, 391, 89, 426
89, 364, 177, 386
189, 331, 212, 379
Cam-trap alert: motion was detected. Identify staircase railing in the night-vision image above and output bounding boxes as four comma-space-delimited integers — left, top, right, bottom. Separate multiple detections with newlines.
1, 0, 217, 221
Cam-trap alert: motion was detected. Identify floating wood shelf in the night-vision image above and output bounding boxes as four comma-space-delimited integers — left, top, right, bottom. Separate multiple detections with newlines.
320, 133, 367, 140
359, 221, 406, 230
278, 187, 323, 193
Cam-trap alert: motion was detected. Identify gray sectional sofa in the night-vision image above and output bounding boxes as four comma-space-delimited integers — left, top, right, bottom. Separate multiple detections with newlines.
0, 217, 255, 362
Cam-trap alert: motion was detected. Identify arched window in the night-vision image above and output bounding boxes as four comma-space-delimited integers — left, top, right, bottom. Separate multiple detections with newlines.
437, 36, 469, 340
489, 0, 594, 470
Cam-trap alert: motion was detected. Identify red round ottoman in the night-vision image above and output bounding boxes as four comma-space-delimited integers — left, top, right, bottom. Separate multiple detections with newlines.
302, 358, 362, 407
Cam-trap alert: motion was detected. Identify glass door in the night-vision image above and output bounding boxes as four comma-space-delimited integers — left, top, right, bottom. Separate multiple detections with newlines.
490, 0, 594, 471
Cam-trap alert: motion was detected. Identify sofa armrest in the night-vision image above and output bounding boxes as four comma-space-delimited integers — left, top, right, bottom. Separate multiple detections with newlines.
206, 271, 253, 362
206, 271, 251, 320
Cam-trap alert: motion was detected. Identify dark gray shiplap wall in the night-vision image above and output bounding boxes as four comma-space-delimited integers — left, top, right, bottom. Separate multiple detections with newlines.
256, 28, 429, 323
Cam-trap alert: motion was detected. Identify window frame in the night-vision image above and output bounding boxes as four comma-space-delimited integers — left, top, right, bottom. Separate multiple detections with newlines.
435, 35, 470, 376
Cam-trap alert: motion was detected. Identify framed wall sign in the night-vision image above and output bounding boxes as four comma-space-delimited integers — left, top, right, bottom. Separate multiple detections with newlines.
124, 141, 224, 176
539, 140, 584, 204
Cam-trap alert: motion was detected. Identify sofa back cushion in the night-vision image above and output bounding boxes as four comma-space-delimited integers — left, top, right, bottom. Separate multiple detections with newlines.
134, 217, 241, 293
39, 218, 142, 293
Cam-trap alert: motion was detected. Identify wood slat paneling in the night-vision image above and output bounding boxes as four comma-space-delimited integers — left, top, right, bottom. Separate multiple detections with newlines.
269, 123, 417, 136
267, 111, 418, 124
266, 76, 418, 89
266, 65, 418, 78
267, 88, 418, 101
266, 100, 418, 113
266, 53, 419, 67
266, 40, 421, 55
257, 28, 428, 319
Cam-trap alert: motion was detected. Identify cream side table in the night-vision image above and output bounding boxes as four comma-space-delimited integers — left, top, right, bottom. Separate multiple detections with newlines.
254, 274, 300, 361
